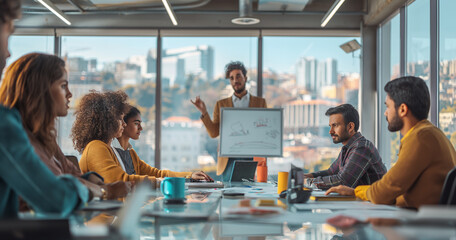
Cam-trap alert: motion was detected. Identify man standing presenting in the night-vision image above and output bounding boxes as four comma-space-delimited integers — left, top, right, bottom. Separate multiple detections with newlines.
327, 77, 456, 208
304, 104, 386, 189
191, 61, 267, 181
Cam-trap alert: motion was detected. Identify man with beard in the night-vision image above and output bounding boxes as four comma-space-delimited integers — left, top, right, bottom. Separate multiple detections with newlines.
327, 76, 456, 208
303, 104, 386, 189
191, 61, 267, 181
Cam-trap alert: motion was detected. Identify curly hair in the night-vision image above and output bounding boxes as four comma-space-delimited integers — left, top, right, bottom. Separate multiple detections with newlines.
0, 0, 21, 24
224, 61, 247, 79
0, 53, 65, 157
71, 90, 130, 153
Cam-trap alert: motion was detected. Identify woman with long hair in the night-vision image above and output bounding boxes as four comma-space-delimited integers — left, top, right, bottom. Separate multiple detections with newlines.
113, 106, 212, 181
0, 52, 89, 217
72, 91, 211, 188
0, 53, 130, 201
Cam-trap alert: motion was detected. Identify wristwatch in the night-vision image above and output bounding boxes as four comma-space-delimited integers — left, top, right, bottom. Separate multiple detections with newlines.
100, 187, 107, 200
200, 112, 208, 119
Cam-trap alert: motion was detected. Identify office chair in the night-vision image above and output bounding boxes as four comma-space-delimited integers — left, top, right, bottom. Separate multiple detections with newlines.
65, 155, 81, 172
439, 167, 456, 205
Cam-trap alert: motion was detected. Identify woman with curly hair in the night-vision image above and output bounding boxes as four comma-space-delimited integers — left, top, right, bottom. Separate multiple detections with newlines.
73, 91, 208, 188
0, 53, 131, 201
112, 106, 213, 182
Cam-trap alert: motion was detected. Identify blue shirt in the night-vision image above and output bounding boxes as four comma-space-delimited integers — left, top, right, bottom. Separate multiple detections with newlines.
0, 106, 89, 219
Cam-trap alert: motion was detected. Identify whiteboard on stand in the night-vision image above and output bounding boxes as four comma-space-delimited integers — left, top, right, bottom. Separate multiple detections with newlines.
219, 108, 283, 157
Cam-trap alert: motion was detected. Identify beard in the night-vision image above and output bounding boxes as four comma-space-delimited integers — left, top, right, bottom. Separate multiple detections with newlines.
233, 83, 246, 94
331, 128, 351, 144
387, 113, 404, 132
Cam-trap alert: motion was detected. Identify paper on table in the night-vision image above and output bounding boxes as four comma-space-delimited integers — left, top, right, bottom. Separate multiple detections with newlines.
293, 201, 398, 211
82, 200, 124, 211
335, 209, 415, 221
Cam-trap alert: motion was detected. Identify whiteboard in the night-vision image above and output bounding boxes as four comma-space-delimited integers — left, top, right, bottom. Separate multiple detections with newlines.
219, 108, 283, 157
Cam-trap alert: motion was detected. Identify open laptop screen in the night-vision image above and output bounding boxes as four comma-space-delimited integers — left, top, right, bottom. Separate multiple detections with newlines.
229, 160, 258, 182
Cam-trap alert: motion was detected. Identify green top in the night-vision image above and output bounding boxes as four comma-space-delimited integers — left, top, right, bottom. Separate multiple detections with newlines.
0, 105, 89, 218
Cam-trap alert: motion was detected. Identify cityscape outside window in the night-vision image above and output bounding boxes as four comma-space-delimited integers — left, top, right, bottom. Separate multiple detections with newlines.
60, 36, 157, 165
439, 0, 456, 149
378, 15, 400, 167
406, 0, 430, 83
262, 37, 361, 174
160, 37, 257, 173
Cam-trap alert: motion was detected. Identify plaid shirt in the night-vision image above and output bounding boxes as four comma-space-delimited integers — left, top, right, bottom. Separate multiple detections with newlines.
309, 132, 386, 189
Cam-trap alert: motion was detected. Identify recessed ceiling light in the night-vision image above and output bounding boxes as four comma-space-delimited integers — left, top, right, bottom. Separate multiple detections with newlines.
232, 0, 260, 25
231, 17, 260, 25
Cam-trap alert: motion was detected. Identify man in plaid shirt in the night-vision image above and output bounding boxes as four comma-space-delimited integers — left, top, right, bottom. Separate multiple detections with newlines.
304, 104, 387, 190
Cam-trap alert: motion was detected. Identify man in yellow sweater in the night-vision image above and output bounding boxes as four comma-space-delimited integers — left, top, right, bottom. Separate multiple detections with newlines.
327, 76, 456, 208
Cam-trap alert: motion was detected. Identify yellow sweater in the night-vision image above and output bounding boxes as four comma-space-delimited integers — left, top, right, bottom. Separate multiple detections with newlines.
355, 120, 456, 208
79, 140, 191, 186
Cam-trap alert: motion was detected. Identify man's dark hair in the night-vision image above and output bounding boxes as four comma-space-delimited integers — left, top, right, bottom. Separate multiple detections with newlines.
325, 104, 360, 132
384, 76, 430, 121
225, 61, 247, 79
124, 106, 141, 122
0, 0, 21, 24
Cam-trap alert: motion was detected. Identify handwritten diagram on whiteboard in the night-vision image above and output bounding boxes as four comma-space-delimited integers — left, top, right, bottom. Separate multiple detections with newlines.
219, 108, 283, 157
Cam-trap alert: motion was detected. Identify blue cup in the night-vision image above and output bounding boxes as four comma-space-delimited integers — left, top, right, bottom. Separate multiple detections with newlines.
160, 177, 186, 200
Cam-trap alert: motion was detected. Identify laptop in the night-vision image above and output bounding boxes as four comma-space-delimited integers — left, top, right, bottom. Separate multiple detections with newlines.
72, 182, 151, 239
229, 160, 258, 182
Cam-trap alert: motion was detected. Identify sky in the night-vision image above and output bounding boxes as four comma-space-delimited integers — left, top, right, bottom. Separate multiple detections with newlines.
8, 36, 362, 76
7, 0, 456, 76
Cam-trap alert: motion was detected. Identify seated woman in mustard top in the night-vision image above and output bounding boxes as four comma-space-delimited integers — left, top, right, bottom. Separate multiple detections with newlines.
113, 106, 213, 181
72, 91, 211, 188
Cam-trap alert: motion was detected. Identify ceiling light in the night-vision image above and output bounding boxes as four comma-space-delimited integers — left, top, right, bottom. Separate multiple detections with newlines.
36, 0, 71, 25
321, 0, 345, 28
232, 0, 260, 25
340, 39, 361, 53
231, 17, 260, 25
162, 0, 178, 26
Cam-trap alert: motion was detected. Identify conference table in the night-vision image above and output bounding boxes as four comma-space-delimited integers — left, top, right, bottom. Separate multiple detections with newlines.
15, 182, 456, 240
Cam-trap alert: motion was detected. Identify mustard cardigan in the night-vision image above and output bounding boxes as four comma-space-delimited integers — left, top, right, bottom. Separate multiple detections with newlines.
79, 140, 191, 186
354, 120, 456, 208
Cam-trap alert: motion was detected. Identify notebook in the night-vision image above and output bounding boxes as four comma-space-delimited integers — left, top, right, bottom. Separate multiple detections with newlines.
82, 200, 123, 211
72, 182, 151, 239
142, 192, 222, 219
186, 181, 224, 188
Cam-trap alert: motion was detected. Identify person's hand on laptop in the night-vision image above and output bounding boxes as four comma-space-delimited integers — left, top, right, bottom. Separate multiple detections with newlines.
191, 171, 214, 181
325, 185, 355, 196
302, 173, 313, 178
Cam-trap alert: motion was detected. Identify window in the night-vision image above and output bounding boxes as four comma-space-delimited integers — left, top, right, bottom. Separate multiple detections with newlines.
262, 37, 361, 175
378, 14, 401, 167
160, 37, 257, 174
406, 0, 430, 83
59, 36, 157, 166
439, 0, 456, 149
6, 35, 54, 71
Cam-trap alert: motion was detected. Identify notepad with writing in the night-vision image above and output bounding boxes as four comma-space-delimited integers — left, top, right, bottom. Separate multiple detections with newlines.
310, 192, 357, 201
